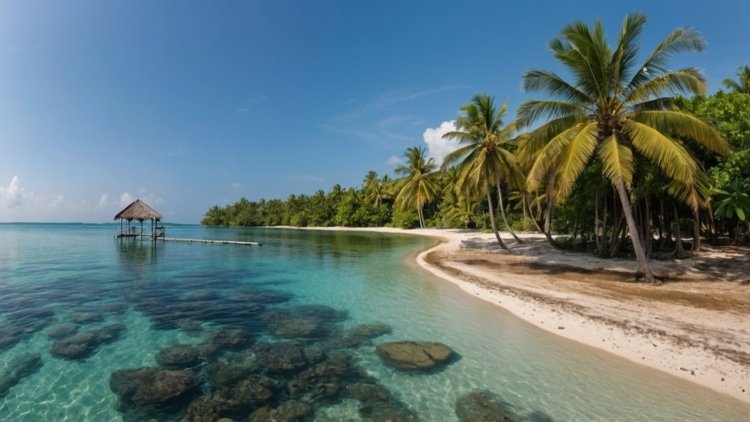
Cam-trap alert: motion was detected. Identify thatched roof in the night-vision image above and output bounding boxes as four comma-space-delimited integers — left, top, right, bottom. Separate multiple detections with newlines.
114, 199, 162, 221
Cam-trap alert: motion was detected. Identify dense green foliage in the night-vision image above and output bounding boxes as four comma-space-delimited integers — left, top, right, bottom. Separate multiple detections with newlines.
203, 17, 750, 264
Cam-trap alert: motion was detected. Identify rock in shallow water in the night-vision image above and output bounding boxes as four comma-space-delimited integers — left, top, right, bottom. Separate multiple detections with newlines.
0, 353, 43, 398
44, 323, 79, 340
51, 323, 125, 360
455, 390, 526, 422
260, 305, 346, 340
252, 342, 309, 374
183, 374, 279, 421
155, 344, 203, 368
109, 367, 201, 405
375, 341, 456, 371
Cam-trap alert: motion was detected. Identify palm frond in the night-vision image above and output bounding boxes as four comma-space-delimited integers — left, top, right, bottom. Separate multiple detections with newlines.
554, 122, 598, 200
611, 13, 647, 91
521, 70, 592, 104
626, 68, 706, 103
629, 26, 705, 89
526, 124, 583, 191
624, 120, 698, 186
516, 100, 587, 127
631, 110, 729, 156
598, 132, 634, 187
516, 115, 588, 167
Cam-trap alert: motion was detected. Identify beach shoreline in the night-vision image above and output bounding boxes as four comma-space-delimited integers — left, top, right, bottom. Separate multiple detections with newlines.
273, 226, 750, 405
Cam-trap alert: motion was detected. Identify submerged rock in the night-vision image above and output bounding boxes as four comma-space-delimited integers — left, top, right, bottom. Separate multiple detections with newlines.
0, 353, 43, 398
51, 324, 125, 360
183, 374, 279, 421
347, 382, 392, 405
45, 323, 80, 340
69, 311, 103, 324
252, 342, 309, 374
109, 367, 201, 405
270, 399, 313, 421
227, 288, 293, 305
205, 350, 260, 388
204, 328, 254, 351
155, 344, 203, 369
375, 341, 455, 371
455, 390, 525, 422
328, 322, 392, 349
261, 305, 346, 340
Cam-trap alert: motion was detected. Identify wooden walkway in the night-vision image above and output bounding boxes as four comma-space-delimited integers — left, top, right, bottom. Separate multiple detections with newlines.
161, 237, 261, 246
116, 233, 261, 246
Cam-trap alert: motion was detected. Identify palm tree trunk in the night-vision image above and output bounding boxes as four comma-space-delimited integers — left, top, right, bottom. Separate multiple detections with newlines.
672, 204, 687, 258
496, 181, 523, 243
692, 209, 701, 252
417, 206, 425, 228
486, 187, 507, 249
543, 176, 556, 246
614, 180, 655, 283
524, 194, 545, 234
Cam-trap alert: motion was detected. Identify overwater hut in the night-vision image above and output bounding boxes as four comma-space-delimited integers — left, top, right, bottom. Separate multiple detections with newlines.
115, 199, 165, 238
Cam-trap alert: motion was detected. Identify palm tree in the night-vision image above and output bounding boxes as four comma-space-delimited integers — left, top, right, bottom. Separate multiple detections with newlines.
518, 13, 729, 282
363, 170, 390, 208
722, 66, 750, 94
394, 146, 439, 228
442, 95, 524, 248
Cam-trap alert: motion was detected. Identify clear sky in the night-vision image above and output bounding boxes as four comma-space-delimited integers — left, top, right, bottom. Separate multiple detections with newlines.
1, 1, 748, 223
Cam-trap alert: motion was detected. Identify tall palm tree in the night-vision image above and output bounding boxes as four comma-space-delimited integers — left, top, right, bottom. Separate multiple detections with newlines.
722, 66, 750, 94
442, 95, 524, 248
394, 146, 439, 228
518, 14, 729, 282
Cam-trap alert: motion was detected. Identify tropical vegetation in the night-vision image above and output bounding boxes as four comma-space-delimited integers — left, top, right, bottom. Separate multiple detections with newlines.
203, 14, 750, 282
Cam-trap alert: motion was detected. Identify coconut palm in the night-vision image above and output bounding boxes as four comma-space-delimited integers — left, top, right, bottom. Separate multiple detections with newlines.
363, 170, 391, 208
442, 95, 524, 248
722, 66, 750, 94
518, 13, 729, 282
394, 146, 439, 228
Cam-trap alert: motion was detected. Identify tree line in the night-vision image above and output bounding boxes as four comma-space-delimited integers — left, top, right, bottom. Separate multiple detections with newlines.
203, 14, 750, 283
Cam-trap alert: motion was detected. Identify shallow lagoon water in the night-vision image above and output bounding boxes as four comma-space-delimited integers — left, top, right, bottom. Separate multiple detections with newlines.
0, 224, 748, 421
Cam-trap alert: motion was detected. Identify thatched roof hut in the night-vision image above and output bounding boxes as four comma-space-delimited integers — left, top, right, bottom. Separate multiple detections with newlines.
115, 199, 162, 222
115, 199, 164, 238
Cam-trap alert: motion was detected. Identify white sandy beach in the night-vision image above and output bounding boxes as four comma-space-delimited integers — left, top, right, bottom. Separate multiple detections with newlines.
279, 226, 750, 405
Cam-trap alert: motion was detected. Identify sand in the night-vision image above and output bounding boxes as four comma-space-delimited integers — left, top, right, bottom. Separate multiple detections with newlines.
275, 226, 750, 404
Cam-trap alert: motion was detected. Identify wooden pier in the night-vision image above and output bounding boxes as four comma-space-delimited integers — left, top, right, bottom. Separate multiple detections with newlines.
116, 233, 261, 246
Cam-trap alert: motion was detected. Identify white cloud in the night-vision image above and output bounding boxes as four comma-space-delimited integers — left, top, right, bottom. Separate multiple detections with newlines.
0, 176, 27, 208
96, 194, 109, 209
230, 182, 242, 189
386, 155, 402, 166
119, 192, 135, 207
423, 120, 460, 166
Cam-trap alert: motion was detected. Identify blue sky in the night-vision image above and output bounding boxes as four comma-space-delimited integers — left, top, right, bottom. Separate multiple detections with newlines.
1, 1, 748, 223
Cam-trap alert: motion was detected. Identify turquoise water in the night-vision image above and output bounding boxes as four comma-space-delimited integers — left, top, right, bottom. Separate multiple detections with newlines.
0, 224, 748, 421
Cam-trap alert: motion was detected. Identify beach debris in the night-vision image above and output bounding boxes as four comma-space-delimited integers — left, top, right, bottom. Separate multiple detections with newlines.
110, 367, 201, 405
455, 390, 525, 422
0, 353, 43, 398
376, 341, 456, 371
51, 323, 125, 360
